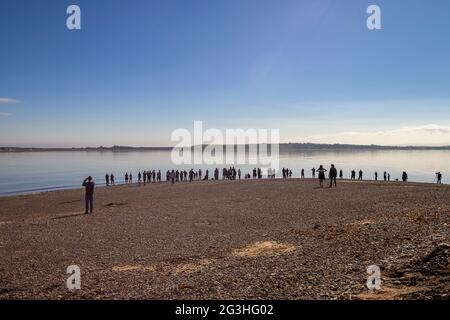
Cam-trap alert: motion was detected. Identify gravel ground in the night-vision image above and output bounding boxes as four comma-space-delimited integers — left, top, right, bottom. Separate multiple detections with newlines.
0, 178, 449, 300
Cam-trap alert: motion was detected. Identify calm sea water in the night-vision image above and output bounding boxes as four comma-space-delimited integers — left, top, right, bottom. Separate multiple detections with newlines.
0, 150, 448, 196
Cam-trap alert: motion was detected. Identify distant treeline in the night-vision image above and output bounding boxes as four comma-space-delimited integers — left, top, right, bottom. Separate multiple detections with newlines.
279, 143, 450, 151
0, 145, 172, 152
1, 143, 450, 153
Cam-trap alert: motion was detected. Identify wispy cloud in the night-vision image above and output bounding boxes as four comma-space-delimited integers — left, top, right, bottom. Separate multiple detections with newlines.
0, 97, 20, 104
304, 124, 450, 146
0, 112, 11, 116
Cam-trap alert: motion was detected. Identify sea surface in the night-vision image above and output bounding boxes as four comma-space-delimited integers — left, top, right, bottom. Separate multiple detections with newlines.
0, 149, 449, 196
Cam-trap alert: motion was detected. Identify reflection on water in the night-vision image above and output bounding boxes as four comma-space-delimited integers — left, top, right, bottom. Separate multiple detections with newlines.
0, 150, 449, 195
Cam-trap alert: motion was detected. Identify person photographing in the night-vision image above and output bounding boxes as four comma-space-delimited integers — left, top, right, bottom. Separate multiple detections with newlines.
82, 176, 95, 214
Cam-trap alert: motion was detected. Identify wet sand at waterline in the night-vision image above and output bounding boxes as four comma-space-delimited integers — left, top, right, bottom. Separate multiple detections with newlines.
0, 179, 449, 299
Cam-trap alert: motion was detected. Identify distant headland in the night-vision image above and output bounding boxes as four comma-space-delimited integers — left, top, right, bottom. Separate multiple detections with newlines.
1, 143, 450, 152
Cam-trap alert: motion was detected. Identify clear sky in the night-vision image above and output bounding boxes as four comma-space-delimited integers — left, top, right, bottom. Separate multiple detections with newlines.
1, 0, 450, 147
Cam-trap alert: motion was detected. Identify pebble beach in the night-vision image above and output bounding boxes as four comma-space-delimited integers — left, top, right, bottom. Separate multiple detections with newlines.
0, 178, 449, 299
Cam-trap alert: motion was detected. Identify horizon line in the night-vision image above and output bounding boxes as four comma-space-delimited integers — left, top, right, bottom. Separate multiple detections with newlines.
2, 142, 450, 150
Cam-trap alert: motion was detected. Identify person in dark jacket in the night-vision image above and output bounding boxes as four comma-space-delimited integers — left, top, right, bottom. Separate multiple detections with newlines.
317, 165, 327, 188
82, 176, 95, 214
402, 171, 408, 182
436, 172, 442, 184
329, 164, 337, 188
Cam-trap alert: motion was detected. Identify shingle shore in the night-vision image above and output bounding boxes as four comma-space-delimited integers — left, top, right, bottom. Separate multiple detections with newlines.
0, 179, 449, 299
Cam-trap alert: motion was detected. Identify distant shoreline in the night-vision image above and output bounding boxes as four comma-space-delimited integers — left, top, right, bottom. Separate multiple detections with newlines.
1, 143, 450, 153
0, 177, 446, 198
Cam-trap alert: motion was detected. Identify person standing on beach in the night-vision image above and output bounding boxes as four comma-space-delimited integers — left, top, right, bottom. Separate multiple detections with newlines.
301, 169, 305, 179
383, 171, 387, 181
105, 174, 110, 186
388, 173, 390, 181
375, 172, 378, 181
339, 169, 343, 179
157, 170, 161, 182
317, 165, 327, 188
138, 172, 142, 184
110, 173, 115, 185
402, 171, 408, 182
351, 170, 355, 180
312, 167, 316, 178
238, 169, 241, 180
329, 164, 337, 188
214, 168, 219, 180
436, 172, 442, 184
125, 173, 128, 184
129, 173, 133, 183
358, 170, 363, 180
82, 176, 95, 214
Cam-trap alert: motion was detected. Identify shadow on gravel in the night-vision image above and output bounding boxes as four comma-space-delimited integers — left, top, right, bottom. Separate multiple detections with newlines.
51, 213, 85, 220
59, 199, 81, 205
0, 287, 21, 295
104, 202, 127, 207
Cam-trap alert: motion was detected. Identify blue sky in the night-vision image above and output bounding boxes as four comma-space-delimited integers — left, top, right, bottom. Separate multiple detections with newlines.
1, 0, 450, 146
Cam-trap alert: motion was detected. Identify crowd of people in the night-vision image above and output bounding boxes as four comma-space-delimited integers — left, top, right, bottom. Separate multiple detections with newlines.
82, 167, 444, 213
100, 167, 444, 187
103, 167, 304, 185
